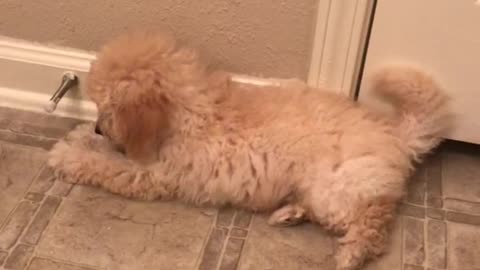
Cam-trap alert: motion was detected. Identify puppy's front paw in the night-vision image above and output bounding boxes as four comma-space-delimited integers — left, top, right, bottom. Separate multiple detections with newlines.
48, 140, 94, 184
48, 140, 71, 168
63, 123, 92, 141
65, 124, 117, 154
66, 124, 98, 147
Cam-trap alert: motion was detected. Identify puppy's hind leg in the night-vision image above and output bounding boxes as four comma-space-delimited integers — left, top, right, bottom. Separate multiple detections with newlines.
306, 158, 405, 270
335, 199, 396, 270
268, 203, 307, 227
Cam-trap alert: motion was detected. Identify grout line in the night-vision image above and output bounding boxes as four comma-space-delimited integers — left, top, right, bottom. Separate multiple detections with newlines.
24, 163, 48, 198
24, 244, 38, 270
0, 125, 61, 141
0, 135, 54, 153
194, 213, 218, 270
0, 129, 57, 151
444, 219, 449, 270
0, 124, 61, 140
400, 216, 404, 270
16, 196, 46, 244
424, 218, 428, 269
422, 165, 427, 209
234, 214, 255, 269
28, 255, 104, 270
215, 235, 229, 270
215, 210, 237, 270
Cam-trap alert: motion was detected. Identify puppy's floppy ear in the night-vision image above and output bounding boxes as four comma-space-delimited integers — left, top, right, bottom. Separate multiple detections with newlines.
112, 79, 169, 162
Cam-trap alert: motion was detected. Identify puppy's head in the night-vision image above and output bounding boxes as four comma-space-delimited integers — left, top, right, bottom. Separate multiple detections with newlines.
86, 32, 207, 161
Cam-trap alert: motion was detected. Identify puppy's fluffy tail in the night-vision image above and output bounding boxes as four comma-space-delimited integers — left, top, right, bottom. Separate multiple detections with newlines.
371, 64, 452, 160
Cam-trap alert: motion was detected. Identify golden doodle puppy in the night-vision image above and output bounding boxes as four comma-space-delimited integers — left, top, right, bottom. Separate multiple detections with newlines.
48, 32, 451, 270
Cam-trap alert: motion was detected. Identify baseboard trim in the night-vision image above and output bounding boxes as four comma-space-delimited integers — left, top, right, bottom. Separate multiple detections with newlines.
0, 36, 288, 121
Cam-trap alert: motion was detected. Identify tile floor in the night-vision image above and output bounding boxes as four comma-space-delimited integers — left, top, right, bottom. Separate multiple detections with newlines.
0, 106, 479, 270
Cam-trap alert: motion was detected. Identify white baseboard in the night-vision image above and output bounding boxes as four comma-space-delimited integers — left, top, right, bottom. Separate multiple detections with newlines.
0, 87, 97, 121
0, 36, 291, 121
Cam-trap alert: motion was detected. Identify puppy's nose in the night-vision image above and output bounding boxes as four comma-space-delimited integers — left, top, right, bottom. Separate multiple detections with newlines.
94, 124, 103, 135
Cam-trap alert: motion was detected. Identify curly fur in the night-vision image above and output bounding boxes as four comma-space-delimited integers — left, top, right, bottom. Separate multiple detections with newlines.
48, 32, 452, 270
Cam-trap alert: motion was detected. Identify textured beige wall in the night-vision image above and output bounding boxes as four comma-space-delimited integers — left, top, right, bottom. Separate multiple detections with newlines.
0, 0, 318, 79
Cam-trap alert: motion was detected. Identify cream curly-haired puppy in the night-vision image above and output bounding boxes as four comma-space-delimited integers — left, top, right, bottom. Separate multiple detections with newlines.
48, 32, 451, 270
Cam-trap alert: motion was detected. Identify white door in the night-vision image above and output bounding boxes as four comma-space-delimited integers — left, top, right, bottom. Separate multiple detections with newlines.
358, 0, 480, 144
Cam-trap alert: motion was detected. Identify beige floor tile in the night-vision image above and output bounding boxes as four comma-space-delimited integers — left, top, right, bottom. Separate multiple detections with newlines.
0, 107, 84, 139
36, 185, 215, 270
0, 142, 45, 226
447, 222, 480, 270
443, 151, 480, 204
237, 215, 335, 270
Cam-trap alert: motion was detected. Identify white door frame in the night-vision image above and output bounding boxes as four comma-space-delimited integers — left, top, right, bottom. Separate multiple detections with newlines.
308, 0, 376, 97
